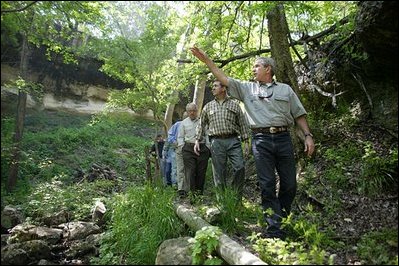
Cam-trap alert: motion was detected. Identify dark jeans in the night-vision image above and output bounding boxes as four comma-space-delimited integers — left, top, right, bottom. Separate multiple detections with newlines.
251, 132, 296, 236
182, 143, 210, 195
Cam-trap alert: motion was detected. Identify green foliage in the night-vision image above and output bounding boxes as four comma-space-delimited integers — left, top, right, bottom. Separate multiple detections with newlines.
283, 214, 334, 249
357, 228, 398, 265
191, 225, 223, 265
250, 235, 333, 265
314, 172, 349, 216
1, 174, 116, 224
323, 141, 360, 164
248, 193, 337, 265
2, 109, 179, 264
320, 141, 361, 189
19, 111, 151, 183
1, 111, 159, 211
1, 1, 107, 65
286, 2, 356, 39
24, 109, 92, 132
319, 139, 398, 197
358, 143, 398, 196
93, 183, 185, 265
0, 176, 31, 212
1, 117, 14, 184
107, 88, 160, 116
214, 187, 244, 234
26, 177, 115, 222
4, 77, 44, 99
249, 213, 335, 265
93, 2, 186, 122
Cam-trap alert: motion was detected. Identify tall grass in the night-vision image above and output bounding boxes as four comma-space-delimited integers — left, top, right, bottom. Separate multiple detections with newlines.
93, 183, 187, 265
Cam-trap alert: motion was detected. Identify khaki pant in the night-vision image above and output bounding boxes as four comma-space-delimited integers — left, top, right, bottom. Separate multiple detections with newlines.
176, 146, 187, 191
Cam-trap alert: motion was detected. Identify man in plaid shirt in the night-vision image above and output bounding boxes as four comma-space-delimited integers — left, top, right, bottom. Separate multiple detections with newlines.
195, 80, 250, 202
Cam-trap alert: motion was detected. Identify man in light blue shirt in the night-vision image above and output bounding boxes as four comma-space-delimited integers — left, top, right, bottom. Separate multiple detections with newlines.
190, 46, 315, 240
165, 111, 187, 188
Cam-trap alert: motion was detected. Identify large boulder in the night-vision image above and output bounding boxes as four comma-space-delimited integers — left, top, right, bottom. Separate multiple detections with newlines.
155, 236, 194, 265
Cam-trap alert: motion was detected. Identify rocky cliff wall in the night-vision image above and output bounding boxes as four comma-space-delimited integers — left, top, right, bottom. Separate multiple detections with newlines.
1, 61, 157, 118
1, 63, 111, 114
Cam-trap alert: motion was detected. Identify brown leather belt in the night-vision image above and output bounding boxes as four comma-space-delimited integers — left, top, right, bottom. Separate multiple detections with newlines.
252, 126, 288, 134
210, 133, 237, 139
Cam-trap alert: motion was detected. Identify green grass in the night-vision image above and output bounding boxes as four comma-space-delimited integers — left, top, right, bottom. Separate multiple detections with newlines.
92, 183, 187, 265
357, 228, 398, 265
1, 110, 163, 215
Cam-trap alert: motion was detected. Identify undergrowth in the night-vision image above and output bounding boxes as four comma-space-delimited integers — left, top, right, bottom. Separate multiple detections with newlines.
1, 108, 397, 265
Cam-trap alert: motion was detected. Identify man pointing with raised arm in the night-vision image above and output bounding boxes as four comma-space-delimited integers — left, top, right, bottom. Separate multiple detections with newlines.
190, 46, 315, 239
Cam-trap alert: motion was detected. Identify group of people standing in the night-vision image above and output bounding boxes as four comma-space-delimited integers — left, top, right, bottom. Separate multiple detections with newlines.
151, 113, 187, 190
153, 46, 315, 240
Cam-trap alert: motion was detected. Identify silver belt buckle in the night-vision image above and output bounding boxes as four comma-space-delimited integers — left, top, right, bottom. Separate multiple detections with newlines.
269, 127, 278, 133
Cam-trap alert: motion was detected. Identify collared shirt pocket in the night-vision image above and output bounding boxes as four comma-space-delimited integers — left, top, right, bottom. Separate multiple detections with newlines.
226, 104, 239, 114
225, 105, 240, 122
274, 95, 290, 114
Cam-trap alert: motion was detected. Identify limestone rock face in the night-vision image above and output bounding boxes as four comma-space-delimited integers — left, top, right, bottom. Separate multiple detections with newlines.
0, 44, 128, 114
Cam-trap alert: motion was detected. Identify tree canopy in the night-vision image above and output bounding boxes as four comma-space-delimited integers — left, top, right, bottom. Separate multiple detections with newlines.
2, 1, 360, 122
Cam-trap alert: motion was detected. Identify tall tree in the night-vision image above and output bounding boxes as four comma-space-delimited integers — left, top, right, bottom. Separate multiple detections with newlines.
181, 1, 356, 105
7, 33, 30, 191
164, 23, 193, 128
99, 2, 185, 134
267, 3, 299, 93
192, 76, 207, 114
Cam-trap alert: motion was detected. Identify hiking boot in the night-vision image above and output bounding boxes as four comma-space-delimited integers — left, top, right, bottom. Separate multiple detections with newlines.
178, 190, 187, 199
261, 228, 286, 240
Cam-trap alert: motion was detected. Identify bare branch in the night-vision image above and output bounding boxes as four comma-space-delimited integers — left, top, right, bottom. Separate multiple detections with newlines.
245, 3, 252, 44
177, 15, 350, 72
259, 12, 266, 50
225, 1, 243, 47
1, 1, 39, 13
352, 72, 373, 109
296, 16, 349, 45
309, 83, 345, 108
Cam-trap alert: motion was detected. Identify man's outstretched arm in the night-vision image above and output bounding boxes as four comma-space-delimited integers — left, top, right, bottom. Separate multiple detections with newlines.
190, 46, 229, 87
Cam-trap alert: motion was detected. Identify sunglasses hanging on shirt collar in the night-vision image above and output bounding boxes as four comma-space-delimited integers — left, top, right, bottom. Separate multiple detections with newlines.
258, 92, 273, 100
256, 81, 273, 101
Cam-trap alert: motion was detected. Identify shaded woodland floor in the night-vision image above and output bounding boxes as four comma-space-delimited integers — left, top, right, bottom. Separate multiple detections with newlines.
2, 108, 397, 265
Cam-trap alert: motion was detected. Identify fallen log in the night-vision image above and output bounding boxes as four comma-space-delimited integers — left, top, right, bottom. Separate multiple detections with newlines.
174, 203, 267, 265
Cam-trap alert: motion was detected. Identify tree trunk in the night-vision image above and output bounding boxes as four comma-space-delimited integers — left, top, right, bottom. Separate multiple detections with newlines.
174, 203, 267, 265
164, 25, 193, 129
7, 33, 29, 192
193, 75, 207, 114
164, 102, 176, 130
267, 3, 299, 94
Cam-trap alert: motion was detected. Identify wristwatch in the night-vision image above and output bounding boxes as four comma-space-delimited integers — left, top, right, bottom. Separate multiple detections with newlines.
304, 132, 313, 138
